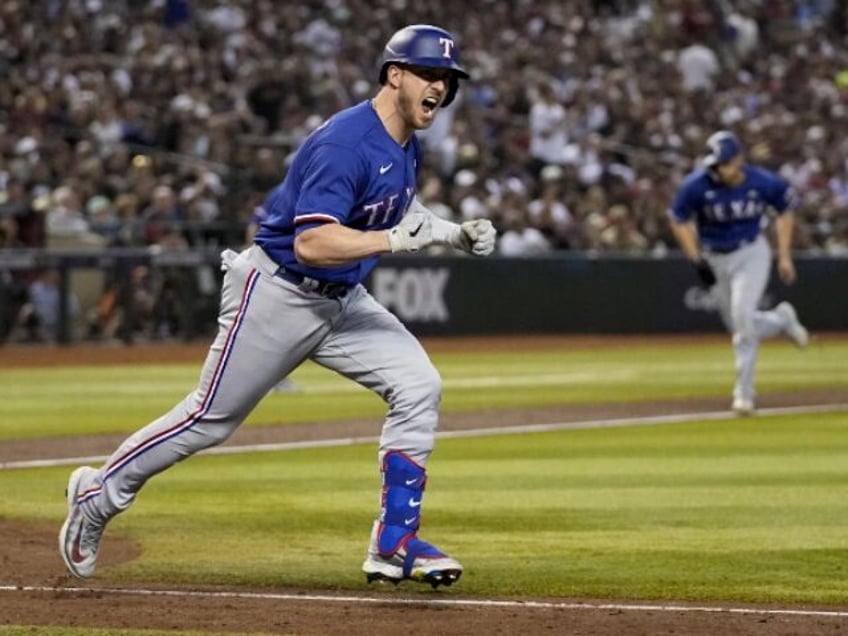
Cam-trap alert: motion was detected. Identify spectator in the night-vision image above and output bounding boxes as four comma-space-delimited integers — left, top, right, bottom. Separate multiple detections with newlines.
677, 36, 721, 93
598, 204, 649, 253
46, 186, 91, 238
527, 165, 575, 249
17, 268, 80, 343
451, 170, 490, 222
86, 195, 122, 245
527, 83, 568, 179
499, 208, 553, 256
0, 0, 846, 257
140, 185, 184, 246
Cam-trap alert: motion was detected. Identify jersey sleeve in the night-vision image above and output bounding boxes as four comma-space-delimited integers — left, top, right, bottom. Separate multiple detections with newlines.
667, 180, 698, 222
250, 204, 268, 225
764, 172, 796, 214
294, 142, 365, 229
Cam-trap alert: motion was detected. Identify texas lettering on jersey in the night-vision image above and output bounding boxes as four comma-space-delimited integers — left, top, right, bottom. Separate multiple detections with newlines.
668, 165, 793, 250
360, 187, 416, 227
255, 101, 421, 285
701, 190, 767, 222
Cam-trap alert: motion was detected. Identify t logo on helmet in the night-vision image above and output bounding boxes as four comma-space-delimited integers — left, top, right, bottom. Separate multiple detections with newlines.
439, 37, 455, 59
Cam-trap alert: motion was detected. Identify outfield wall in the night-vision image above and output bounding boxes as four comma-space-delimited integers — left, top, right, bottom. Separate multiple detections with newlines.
0, 249, 845, 342
370, 254, 848, 335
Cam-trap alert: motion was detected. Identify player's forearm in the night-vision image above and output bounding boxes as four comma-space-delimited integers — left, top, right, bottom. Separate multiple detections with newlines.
775, 212, 795, 260
294, 223, 391, 267
669, 221, 701, 261
411, 196, 461, 244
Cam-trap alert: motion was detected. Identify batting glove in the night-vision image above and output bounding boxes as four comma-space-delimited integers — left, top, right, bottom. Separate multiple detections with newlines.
407, 197, 497, 256
693, 257, 717, 287
220, 248, 238, 271
428, 211, 497, 256
387, 210, 433, 253
458, 219, 497, 256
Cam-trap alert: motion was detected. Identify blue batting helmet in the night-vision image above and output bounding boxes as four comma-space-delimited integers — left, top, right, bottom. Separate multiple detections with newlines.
378, 24, 470, 107
703, 130, 743, 168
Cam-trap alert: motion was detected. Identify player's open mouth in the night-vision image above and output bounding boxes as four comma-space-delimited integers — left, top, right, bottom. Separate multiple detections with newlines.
422, 96, 440, 114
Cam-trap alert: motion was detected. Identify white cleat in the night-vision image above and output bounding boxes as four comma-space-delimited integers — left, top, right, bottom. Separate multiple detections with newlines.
362, 523, 463, 589
363, 551, 463, 588
732, 398, 756, 417
59, 466, 104, 579
776, 302, 809, 348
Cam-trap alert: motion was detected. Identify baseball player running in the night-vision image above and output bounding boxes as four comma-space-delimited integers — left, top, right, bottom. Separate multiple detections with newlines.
60, 24, 496, 589
668, 130, 809, 416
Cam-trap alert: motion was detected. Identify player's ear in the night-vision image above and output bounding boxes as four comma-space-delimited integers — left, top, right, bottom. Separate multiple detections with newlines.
386, 64, 404, 89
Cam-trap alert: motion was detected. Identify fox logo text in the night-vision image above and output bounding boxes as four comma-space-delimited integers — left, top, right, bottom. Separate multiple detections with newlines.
373, 267, 449, 322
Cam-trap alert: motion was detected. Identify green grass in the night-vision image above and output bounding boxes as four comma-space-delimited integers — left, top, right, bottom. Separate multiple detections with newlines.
3, 411, 848, 604
1, 337, 847, 607
0, 339, 845, 440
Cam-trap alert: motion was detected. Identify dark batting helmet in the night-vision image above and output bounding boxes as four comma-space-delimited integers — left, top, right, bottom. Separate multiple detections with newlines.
702, 130, 743, 169
378, 24, 470, 107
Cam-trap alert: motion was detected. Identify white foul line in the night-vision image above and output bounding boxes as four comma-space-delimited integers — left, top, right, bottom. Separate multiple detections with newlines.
1, 585, 847, 618
4, 404, 848, 619
2, 402, 847, 471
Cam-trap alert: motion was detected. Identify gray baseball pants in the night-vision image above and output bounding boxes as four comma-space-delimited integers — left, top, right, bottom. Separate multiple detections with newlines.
78, 245, 441, 525
705, 235, 786, 403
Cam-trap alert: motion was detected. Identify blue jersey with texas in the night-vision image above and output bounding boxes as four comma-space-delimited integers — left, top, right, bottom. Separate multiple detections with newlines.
668, 165, 794, 252
255, 100, 420, 285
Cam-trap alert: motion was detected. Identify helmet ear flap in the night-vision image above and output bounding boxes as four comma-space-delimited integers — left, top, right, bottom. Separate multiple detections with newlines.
706, 164, 721, 180
442, 75, 459, 108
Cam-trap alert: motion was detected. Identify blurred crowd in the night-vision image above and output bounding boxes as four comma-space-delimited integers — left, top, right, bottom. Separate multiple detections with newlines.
1, 0, 848, 339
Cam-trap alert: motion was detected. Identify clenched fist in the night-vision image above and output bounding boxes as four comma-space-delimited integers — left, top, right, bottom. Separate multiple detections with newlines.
457, 219, 497, 256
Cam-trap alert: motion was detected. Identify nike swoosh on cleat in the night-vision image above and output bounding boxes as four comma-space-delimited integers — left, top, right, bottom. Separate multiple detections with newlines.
71, 525, 86, 564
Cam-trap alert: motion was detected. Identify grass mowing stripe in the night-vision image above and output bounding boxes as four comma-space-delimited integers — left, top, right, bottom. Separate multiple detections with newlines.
2, 339, 847, 440
4, 403, 846, 471
2, 411, 847, 603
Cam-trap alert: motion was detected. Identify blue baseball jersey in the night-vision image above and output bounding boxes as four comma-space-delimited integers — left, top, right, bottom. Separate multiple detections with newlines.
255, 100, 420, 286
668, 165, 795, 252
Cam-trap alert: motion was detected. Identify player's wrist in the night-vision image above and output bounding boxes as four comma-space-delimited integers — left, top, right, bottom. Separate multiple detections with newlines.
386, 227, 405, 252
430, 215, 461, 245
